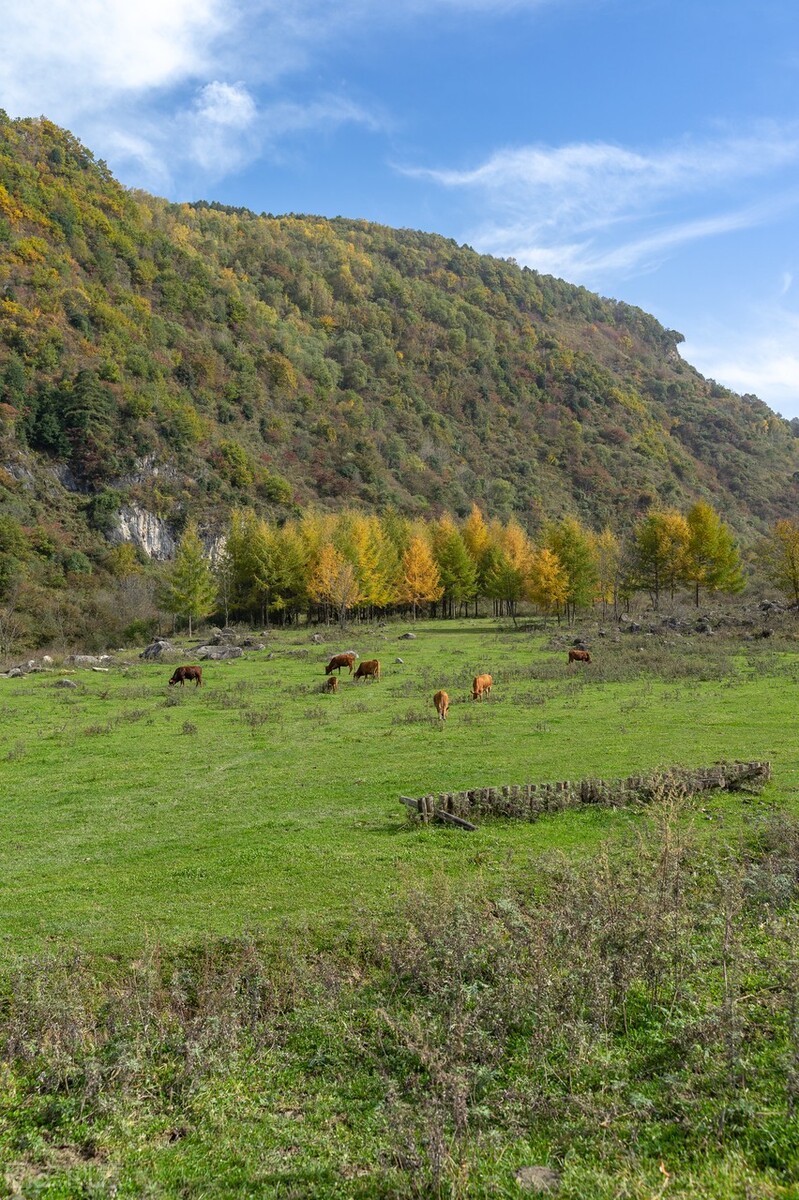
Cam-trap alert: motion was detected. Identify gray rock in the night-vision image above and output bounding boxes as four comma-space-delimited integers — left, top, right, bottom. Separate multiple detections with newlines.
395, 657, 404, 664
196, 644, 243, 661
210, 627, 237, 645
54, 679, 78, 689
6, 667, 24, 678
140, 639, 173, 660
310, 633, 325, 644
515, 1166, 561, 1193
399, 632, 417, 640
67, 654, 102, 667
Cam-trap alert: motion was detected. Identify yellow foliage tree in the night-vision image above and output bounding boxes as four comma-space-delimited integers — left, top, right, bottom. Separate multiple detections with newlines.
308, 541, 362, 625
591, 526, 622, 614
462, 504, 490, 566
528, 547, 569, 620
397, 533, 443, 619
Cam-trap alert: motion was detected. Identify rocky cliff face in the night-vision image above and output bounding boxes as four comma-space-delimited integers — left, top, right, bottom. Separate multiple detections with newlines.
109, 506, 176, 560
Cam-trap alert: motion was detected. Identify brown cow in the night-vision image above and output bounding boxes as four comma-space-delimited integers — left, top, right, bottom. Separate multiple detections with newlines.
169, 665, 203, 687
433, 690, 449, 720
354, 659, 380, 682
325, 653, 356, 676
471, 673, 492, 700
325, 675, 339, 693
568, 649, 591, 664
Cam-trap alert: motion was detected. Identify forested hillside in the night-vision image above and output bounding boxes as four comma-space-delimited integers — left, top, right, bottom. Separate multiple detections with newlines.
1, 114, 799, 644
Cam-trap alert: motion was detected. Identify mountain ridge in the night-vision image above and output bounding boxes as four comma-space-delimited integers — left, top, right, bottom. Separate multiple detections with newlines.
2, 112, 799, 561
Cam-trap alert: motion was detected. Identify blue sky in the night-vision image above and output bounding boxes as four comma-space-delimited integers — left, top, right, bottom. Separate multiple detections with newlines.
3, 0, 799, 416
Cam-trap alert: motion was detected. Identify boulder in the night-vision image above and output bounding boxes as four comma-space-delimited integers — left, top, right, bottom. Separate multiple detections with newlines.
399, 632, 417, 640
54, 678, 78, 689
310, 633, 325, 644
196, 644, 243, 661
209, 627, 237, 645
140, 639, 173, 660
395, 657, 404, 664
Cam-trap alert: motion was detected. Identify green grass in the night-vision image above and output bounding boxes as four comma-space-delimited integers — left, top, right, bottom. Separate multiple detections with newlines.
4, 621, 799, 1199
1, 621, 797, 952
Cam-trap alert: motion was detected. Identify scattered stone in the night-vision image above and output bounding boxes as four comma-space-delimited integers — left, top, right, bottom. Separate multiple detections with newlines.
514, 1165, 561, 1193
195, 644, 243, 661
399, 632, 417, 640
54, 679, 78, 689
310, 633, 325, 644
395, 657, 404, 664
67, 654, 103, 667
41, 655, 53, 667
6, 667, 24, 678
91, 666, 110, 672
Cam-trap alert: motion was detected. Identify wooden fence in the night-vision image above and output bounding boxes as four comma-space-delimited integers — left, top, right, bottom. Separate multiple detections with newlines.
400, 760, 771, 831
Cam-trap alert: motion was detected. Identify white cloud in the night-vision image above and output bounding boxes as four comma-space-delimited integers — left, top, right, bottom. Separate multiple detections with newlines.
0, 0, 228, 120
195, 82, 257, 130
406, 128, 799, 284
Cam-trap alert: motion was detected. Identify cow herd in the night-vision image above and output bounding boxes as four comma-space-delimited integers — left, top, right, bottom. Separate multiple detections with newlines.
165, 645, 592, 721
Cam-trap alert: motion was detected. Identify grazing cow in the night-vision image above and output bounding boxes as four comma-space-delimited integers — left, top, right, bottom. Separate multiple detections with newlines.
169, 665, 203, 688
433, 690, 449, 720
568, 649, 591, 664
471, 673, 493, 701
325, 676, 339, 693
354, 659, 380, 682
325, 652, 356, 676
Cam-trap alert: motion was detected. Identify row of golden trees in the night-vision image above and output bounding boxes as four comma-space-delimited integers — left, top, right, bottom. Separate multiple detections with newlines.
157, 501, 748, 631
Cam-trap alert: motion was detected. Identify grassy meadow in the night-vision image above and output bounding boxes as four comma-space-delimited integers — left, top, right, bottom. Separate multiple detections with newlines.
2, 618, 798, 951
3, 617, 799, 1198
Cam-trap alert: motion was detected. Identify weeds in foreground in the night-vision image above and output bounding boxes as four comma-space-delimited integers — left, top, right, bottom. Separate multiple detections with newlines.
2, 800, 799, 1196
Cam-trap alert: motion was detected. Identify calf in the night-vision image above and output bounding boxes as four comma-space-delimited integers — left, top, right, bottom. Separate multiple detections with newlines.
568, 649, 591, 664
471, 673, 493, 701
168, 665, 203, 688
325, 652, 356, 676
354, 659, 380, 682
433, 689, 449, 720
325, 675, 339, 693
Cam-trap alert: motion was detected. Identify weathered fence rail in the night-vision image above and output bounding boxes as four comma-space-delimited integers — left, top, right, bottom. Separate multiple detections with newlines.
400, 760, 771, 830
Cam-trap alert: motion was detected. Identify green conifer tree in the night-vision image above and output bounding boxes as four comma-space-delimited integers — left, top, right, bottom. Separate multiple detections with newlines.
159, 521, 217, 635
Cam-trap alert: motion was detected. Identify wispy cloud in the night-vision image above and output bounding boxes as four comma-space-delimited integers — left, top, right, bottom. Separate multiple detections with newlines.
404, 127, 799, 283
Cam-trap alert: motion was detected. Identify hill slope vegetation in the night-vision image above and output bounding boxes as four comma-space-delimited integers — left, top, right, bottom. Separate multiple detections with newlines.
2, 113, 799, 566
